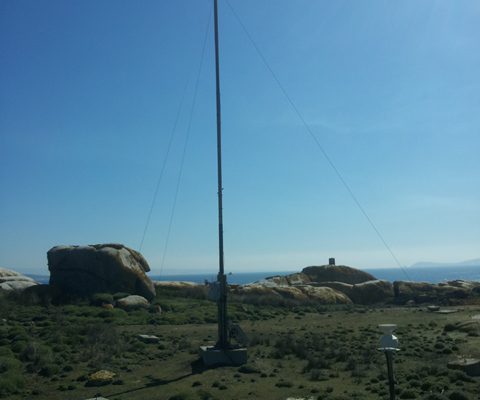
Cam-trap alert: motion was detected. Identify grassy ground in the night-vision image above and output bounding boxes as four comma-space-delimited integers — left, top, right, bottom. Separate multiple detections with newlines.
1, 290, 480, 400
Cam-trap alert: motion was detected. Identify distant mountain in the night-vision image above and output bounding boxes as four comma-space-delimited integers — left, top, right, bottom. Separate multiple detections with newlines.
410, 259, 480, 268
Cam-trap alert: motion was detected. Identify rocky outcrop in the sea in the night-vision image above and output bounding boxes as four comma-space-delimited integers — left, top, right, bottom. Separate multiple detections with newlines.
0, 268, 38, 291
47, 244, 155, 301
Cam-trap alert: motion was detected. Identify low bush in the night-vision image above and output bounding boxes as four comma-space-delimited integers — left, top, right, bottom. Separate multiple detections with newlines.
422, 395, 448, 400
0, 370, 25, 397
91, 293, 114, 306
448, 391, 469, 400
275, 381, 293, 388
168, 394, 190, 400
238, 364, 260, 374
0, 348, 24, 396
448, 370, 474, 383
113, 292, 130, 300
20, 342, 54, 373
400, 389, 417, 399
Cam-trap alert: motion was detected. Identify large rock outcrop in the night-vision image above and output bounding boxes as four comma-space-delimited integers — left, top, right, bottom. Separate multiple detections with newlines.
47, 244, 155, 301
261, 272, 311, 287
302, 264, 375, 284
243, 262, 380, 305
393, 280, 480, 305
351, 280, 393, 304
0, 268, 38, 291
319, 280, 393, 304
232, 284, 351, 305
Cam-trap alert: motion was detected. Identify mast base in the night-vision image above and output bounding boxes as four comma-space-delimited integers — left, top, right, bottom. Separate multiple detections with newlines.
200, 345, 247, 366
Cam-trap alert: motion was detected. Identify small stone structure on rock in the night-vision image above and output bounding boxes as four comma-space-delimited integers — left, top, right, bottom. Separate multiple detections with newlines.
47, 244, 155, 300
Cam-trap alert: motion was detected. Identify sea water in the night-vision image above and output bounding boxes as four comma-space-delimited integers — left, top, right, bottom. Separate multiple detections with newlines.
29, 265, 480, 286
151, 265, 480, 285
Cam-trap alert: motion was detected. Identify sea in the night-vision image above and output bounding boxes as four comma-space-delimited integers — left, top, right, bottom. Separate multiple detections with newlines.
152, 265, 480, 285
29, 265, 480, 285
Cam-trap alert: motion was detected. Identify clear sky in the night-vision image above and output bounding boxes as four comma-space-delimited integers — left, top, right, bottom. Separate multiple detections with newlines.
1, 0, 479, 275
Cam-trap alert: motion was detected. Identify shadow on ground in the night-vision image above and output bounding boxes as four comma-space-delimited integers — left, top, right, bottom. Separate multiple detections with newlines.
104, 358, 211, 398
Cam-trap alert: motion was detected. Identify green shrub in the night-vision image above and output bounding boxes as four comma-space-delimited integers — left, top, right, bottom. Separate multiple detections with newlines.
0, 371, 25, 396
0, 349, 24, 396
91, 293, 114, 306
448, 370, 474, 383
10, 340, 28, 354
444, 324, 456, 332
168, 394, 189, 400
400, 389, 417, 399
422, 395, 448, 400
113, 292, 130, 300
275, 381, 293, 388
0, 355, 22, 373
110, 308, 128, 318
448, 391, 469, 400
304, 355, 330, 371
197, 390, 214, 400
238, 364, 260, 374
83, 323, 122, 367
309, 368, 328, 381
39, 363, 60, 377
420, 381, 432, 391
20, 342, 53, 372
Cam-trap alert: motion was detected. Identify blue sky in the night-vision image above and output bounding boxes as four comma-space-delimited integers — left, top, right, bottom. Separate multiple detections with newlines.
1, 0, 479, 275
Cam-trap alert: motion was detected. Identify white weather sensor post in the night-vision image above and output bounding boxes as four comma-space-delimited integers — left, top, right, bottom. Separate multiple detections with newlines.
378, 324, 400, 400
378, 324, 400, 351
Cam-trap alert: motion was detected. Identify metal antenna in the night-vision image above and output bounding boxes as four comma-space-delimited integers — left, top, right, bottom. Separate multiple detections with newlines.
213, 0, 229, 350
200, 0, 247, 367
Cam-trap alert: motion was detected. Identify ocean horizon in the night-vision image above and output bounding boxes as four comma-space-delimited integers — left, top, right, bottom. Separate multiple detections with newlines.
28, 265, 480, 286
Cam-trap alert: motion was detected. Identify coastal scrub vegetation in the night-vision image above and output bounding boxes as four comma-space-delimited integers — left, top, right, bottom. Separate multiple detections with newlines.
1, 289, 480, 399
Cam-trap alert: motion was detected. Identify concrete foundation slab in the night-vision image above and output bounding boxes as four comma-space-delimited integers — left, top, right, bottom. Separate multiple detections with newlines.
200, 345, 247, 366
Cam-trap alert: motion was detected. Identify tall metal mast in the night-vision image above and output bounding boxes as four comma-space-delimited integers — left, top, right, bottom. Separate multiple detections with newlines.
200, 0, 247, 366
214, 0, 229, 350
